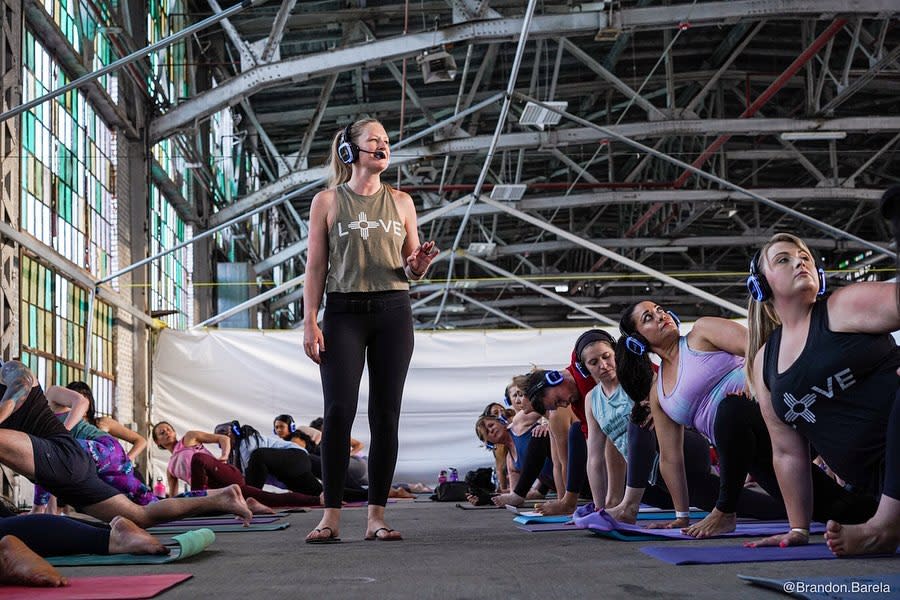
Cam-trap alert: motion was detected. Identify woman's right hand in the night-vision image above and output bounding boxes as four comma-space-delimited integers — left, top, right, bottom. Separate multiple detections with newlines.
304, 321, 325, 364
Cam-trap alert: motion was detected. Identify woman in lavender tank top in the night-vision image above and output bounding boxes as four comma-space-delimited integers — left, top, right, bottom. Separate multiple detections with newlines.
616, 302, 788, 538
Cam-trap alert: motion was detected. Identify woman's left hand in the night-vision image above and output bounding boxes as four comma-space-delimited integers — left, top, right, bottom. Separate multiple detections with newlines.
744, 530, 809, 548
407, 241, 439, 277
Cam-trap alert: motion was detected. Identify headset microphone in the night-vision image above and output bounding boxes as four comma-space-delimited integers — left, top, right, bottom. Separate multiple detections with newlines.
358, 149, 386, 159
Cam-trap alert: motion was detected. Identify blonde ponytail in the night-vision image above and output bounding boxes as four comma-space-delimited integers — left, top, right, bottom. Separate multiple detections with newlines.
326, 118, 381, 188
745, 232, 817, 393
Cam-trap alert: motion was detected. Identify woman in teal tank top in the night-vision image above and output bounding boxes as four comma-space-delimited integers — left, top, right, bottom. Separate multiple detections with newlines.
303, 119, 438, 544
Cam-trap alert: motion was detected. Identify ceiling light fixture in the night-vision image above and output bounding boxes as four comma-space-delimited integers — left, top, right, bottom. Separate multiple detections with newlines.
780, 131, 847, 141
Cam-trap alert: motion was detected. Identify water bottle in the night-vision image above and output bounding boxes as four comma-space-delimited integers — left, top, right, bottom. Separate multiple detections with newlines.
491, 468, 498, 491
438, 470, 447, 485
448, 467, 458, 482
153, 477, 166, 499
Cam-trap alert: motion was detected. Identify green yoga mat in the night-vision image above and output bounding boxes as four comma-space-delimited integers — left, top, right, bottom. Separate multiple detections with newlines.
148, 521, 290, 534
46, 528, 215, 566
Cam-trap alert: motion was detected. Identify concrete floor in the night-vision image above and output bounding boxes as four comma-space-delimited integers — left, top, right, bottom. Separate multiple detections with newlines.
54, 500, 899, 599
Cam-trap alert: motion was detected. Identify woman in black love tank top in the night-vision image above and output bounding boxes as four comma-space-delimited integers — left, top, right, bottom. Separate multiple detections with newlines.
746, 231, 899, 556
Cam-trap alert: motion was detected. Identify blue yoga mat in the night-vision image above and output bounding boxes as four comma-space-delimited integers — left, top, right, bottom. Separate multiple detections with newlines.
512, 514, 572, 525
642, 543, 900, 565
738, 573, 900, 599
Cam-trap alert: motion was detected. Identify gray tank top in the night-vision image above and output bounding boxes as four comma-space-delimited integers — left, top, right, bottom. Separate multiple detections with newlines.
326, 183, 409, 293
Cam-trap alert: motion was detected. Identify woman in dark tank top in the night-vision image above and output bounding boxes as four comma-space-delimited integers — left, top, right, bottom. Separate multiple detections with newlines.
746, 230, 900, 556
302, 118, 438, 543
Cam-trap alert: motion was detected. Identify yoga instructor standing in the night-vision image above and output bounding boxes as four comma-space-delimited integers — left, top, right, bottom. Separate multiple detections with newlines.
302, 118, 438, 543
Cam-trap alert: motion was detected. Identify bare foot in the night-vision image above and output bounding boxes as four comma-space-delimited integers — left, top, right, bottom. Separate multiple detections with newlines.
210, 484, 252, 525
524, 489, 545, 500
681, 508, 736, 538
245, 498, 275, 515
606, 502, 639, 524
535, 499, 577, 516
492, 492, 523, 507
0, 536, 68, 587
108, 516, 168, 555
389, 487, 415, 499
825, 520, 900, 556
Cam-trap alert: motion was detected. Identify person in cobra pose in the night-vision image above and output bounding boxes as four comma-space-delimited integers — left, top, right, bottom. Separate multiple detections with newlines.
744, 230, 899, 555
615, 302, 870, 537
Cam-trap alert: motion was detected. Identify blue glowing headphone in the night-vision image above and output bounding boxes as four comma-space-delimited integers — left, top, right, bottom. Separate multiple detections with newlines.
747, 250, 826, 302
230, 420, 242, 438
337, 122, 359, 164
623, 310, 680, 356
525, 369, 564, 405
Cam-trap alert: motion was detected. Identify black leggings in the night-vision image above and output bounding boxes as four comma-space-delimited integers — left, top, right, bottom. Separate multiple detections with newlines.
713, 394, 877, 523
628, 422, 785, 519
514, 434, 553, 498
319, 291, 414, 508
566, 422, 589, 495
244, 448, 322, 496
884, 388, 900, 500
308, 453, 369, 502
0, 514, 109, 556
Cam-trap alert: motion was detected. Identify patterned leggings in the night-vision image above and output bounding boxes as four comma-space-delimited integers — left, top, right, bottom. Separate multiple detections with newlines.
34, 435, 156, 506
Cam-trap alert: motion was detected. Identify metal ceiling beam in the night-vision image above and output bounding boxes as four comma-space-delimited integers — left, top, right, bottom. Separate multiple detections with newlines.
462, 252, 619, 326
149, 158, 200, 224
617, 0, 897, 30
260, 0, 298, 62
206, 114, 900, 230
475, 196, 749, 317
819, 43, 900, 115
493, 235, 888, 256
150, 12, 606, 141
514, 93, 895, 260
192, 273, 306, 329
450, 291, 533, 329
560, 38, 667, 120
671, 18, 848, 188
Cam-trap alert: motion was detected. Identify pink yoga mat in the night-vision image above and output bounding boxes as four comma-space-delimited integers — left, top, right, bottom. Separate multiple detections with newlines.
1, 573, 192, 600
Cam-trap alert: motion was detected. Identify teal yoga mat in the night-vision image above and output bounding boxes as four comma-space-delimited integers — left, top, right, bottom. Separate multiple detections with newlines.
148, 521, 290, 534
46, 528, 215, 566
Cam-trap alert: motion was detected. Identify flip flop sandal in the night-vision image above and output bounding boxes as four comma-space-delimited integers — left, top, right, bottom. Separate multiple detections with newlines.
306, 526, 341, 544
365, 527, 403, 541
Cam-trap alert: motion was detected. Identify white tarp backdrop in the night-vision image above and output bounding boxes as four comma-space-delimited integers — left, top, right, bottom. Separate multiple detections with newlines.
149, 326, 601, 487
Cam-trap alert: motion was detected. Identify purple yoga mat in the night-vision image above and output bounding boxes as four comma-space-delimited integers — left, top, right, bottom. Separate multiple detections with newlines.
642, 543, 900, 565
586, 510, 826, 540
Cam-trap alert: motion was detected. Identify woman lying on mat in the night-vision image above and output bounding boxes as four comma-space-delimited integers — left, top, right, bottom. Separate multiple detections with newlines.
152, 421, 319, 510
215, 420, 323, 497
0, 361, 253, 528
745, 230, 900, 555
579, 329, 779, 523
617, 300, 873, 538
33, 382, 156, 511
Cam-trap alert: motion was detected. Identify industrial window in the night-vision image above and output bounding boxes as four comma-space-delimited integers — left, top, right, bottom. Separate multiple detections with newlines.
19, 254, 116, 418
20, 30, 118, 281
